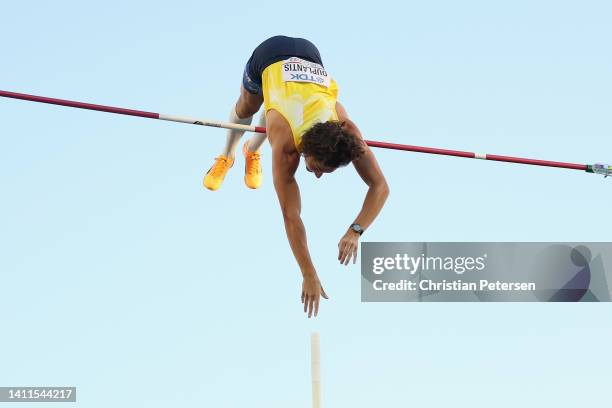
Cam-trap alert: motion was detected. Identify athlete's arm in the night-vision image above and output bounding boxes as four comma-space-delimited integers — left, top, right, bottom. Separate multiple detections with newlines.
270, 142, 312, 272
336, 102, 390, 264
268, 119, 328, 317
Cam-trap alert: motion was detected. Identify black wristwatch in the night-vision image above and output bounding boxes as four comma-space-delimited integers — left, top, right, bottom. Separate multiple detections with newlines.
349, 223, 364, 236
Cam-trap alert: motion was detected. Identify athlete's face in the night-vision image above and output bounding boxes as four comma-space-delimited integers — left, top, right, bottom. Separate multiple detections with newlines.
304, 156, 336, 179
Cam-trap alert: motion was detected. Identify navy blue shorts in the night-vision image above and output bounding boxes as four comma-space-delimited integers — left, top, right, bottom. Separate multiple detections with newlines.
242, 35, 324, 95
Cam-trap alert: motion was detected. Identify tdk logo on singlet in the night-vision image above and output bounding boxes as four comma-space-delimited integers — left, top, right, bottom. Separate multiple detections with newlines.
290, 73, 325, 84
281, 57, 331, 88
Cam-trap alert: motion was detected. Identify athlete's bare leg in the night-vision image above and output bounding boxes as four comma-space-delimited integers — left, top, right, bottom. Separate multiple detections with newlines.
235, 84, 263, 118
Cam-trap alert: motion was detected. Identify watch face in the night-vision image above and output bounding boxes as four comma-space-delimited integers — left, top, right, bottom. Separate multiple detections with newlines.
351, 224, 362, 233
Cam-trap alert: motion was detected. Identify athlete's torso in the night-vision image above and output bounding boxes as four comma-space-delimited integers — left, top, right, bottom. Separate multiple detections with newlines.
262, 57, 339, 151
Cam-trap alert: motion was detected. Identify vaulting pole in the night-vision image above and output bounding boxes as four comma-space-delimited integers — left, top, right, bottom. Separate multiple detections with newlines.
1, 90, 610, 177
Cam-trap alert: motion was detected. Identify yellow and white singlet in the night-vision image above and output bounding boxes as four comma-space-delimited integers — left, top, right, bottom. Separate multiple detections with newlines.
262, 57, 339, 150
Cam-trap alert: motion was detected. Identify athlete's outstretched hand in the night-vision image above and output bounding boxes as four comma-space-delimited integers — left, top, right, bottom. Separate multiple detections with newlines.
301, 275, 328, 318
338, 230, 359, 265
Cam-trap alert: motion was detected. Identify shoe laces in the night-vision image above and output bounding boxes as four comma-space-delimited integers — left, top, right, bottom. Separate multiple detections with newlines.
245, 151, 262, 175
209, 156, 232, 177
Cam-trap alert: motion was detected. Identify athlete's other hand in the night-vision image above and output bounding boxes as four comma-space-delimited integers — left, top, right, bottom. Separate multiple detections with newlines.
301, 275, 328, 318
338, 230, 359, 265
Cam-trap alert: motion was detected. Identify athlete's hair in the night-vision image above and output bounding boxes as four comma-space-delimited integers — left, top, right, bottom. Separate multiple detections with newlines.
300, 121, 365, 168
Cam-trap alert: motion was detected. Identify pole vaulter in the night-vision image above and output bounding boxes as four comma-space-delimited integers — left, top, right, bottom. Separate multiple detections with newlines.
1, 89, 610, 177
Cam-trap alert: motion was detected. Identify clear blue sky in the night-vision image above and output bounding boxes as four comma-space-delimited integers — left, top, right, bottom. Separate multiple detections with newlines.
1, 1, 611, 407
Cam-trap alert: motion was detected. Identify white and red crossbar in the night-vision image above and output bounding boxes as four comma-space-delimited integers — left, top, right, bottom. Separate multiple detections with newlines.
1, 89, 609, 178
